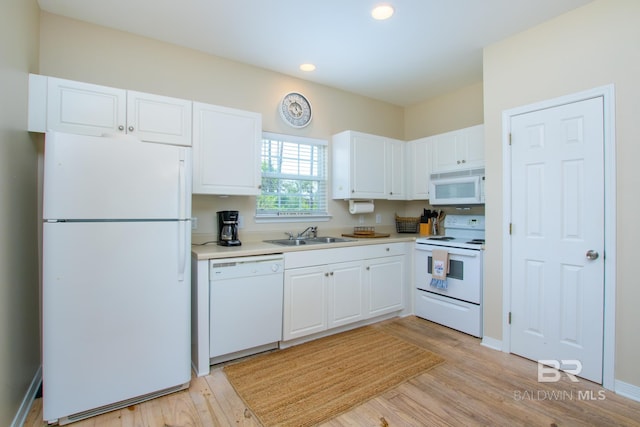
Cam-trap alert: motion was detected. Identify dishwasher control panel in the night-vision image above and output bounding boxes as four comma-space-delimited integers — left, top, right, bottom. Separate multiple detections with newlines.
210, 255, 284, 281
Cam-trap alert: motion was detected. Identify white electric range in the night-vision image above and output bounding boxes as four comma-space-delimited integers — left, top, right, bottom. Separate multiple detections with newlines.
414, 215, 485, 337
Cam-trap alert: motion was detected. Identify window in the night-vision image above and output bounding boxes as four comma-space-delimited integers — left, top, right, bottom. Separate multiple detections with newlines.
257, 132, 329, 220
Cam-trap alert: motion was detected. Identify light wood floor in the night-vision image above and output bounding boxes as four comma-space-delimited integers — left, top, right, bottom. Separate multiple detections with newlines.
26, 316, 640, 426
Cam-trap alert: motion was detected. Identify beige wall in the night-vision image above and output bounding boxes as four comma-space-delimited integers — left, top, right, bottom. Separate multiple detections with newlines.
39, 12, 413, 238
37, 0, 639, 393
483, 0, 640, 386
0, 0, 41, 425
404, 81, 484, 140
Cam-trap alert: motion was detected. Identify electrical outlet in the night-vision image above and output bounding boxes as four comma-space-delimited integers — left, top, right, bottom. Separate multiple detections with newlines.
375, 214, 382, 224
191, 217, 198, 230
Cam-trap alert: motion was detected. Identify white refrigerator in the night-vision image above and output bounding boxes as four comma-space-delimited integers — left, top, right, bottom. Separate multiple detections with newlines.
42, 131, 192, 424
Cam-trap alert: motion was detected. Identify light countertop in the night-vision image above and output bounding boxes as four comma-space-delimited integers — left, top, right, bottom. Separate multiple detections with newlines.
191, 233, 417, 260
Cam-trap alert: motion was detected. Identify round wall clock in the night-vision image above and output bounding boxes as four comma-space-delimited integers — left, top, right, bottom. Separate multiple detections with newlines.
279, 92, 312, 128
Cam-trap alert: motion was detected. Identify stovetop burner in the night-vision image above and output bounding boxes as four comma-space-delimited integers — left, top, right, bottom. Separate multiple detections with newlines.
466, 239, 485, 244
427, 236, 455, 241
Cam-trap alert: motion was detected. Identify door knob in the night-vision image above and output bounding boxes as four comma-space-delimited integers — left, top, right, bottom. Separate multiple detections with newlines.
586, 250, 599, 260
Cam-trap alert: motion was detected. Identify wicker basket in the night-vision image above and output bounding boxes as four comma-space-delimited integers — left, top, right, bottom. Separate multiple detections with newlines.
395, 215, 420, 233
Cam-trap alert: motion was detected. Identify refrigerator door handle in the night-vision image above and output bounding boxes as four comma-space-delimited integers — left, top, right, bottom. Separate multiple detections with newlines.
178, 150, 187, 219
178, 220, 187, 282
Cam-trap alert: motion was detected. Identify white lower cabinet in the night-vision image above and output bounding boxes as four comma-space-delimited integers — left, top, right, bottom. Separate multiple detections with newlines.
327, 261, 366, 329
283, 244, 405, 342
366, 256, 404, 317
283, 265, 328, 341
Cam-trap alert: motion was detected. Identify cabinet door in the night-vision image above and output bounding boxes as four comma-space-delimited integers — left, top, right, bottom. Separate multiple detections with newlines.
366, 255, 404, 317
460, 124, 485, 169
351, 133, 387, 198
46, 77, 126, 136
407, 137, 431, 200
386, 139, 405, 199
327, 261, 365, 328
431, 125, 485, 173
430, 131, 460, 173
192, 102, 262, 195
126, 91, 192, 147
283, 266, 327, 341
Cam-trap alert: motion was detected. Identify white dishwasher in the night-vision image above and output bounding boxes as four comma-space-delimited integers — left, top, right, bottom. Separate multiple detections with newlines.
209, 254, 284, 364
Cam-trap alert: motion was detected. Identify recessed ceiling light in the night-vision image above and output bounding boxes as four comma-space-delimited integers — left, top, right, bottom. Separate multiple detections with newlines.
371, 4, 394, 20
300, 63, 316, 72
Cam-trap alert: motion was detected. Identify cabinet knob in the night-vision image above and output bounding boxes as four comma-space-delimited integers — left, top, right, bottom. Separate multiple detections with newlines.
462, 159, 466, 164
366, 266, 370, 270
128, 126, 134, 132
386, 247, 390, 251
118, 125, 124, 131
325, 272, 329, 277
330, 272, 334, 276
457, 160, 461, 164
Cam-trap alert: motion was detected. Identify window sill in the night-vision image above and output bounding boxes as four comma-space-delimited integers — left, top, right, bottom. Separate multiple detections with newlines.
255, 213, 332, 224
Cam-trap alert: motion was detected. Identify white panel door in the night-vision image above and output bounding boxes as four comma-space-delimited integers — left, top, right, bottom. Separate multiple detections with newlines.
510, 97, 604, 383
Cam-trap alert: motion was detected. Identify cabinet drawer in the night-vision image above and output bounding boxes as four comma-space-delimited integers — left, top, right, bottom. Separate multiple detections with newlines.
284, 243, 407, 269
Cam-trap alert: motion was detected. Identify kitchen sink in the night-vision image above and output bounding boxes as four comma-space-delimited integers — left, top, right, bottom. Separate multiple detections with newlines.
305, 236, 354, 243
264, 236, 354, 246
264, 239, 308, 246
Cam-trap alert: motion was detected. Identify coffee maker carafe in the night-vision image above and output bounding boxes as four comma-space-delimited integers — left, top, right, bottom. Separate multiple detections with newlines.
217, 210, 241, 246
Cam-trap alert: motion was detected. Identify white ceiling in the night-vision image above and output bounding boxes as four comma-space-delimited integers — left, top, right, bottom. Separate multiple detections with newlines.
38, 0, 593, 107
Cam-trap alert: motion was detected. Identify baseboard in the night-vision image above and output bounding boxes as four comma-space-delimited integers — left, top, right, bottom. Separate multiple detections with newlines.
615, 380, 640, 402
10, 365, 42, 427
481, 336, 502, 351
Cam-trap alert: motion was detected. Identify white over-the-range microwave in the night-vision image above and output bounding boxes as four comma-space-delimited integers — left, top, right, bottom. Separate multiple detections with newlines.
429, 168, 485, 205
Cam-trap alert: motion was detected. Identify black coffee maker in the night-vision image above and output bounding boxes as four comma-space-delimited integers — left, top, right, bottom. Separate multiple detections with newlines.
217, 210, 241, 246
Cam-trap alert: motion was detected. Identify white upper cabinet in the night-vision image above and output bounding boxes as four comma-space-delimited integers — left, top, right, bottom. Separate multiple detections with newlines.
125, 90, 192, 146
333, 131, 387, 199
430, 124, 484, 173
29, 75, 192, 146
332, 130, 406, 200
192, 102, 262, 196
406, 136, 431, 200
386, 139, 406, 200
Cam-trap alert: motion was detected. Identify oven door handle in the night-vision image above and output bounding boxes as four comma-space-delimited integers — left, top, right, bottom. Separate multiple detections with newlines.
415, 246, 480, 257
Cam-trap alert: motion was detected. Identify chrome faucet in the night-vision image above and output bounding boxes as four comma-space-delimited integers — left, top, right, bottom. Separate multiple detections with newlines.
298, 226, 318, 238
284, 226, 318, 240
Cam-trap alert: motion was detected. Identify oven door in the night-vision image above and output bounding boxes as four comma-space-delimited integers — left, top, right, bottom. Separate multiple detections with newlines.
415, 244, 482, 304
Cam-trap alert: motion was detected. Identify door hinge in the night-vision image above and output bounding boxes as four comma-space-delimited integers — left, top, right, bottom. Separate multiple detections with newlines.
509, 223, 512, 235
508, 312, 512, 325
509, 133, 512, 145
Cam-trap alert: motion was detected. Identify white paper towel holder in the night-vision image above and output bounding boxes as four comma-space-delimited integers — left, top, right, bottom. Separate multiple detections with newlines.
348, 199, 374, 214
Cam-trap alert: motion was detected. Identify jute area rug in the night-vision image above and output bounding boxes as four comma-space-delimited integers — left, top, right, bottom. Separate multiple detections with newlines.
223, 325, 444, 426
